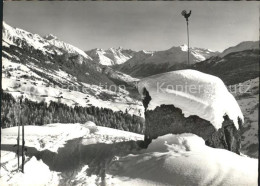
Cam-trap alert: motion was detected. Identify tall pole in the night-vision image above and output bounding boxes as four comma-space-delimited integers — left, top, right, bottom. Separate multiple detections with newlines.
181, 10, 192, 66
186, 20, 190, 65
20, 96, 25, 173
17, 118, 20, 171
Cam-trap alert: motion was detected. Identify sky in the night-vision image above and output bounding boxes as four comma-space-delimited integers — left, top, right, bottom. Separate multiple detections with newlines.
3, 1, 259, 52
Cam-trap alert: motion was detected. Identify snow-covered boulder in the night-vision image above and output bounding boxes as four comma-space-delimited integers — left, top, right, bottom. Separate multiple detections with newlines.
84, 121, 98, 133
108, 133, 258, 186
138, 70, 244, 153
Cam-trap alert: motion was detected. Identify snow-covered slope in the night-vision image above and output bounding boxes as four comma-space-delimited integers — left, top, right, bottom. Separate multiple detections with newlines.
220, 41, 259, 58
2, 57, 143, 116
3, 22, 93, 61
44, 34, 92, 60
2, 22, 143, 116
1, 124, 257, 185
117, 50, 154, 68
109, 133, 258, 186
86, 47, 136, 66
3, 22, 51, 55
138, 70, 244, 130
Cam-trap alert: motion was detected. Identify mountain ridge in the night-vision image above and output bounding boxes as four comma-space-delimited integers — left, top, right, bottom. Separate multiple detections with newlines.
85, 47, 136, 66
219, 40, 259, 58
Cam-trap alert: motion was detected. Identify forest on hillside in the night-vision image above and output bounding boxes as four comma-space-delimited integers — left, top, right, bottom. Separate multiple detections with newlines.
1, 92, 145, 134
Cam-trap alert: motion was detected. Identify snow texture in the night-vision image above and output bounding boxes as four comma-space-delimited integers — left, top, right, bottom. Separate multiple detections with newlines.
1, 124, 257, 186
138, 69, 244, 130
109, 133, 258, 186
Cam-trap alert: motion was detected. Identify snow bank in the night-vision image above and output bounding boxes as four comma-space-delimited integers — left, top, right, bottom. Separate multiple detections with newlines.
1, 124, 143, 185
1, 124, 256, 185
84, 121, 98, 133
138, 70, 244, 130
4, 157, 60, 186
109, 134, 258, 186
1, 124, 90, 153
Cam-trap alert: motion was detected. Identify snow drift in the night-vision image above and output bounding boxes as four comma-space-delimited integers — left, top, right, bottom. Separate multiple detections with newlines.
109, 133, 258, 186
1, 124, 257, 185
138, 69, 244, 130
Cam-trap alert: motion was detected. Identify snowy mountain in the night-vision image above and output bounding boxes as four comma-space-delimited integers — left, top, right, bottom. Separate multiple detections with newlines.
130, 44, 217, 65
220, 41, 259, 58
85, 47, 136, 66
86, 44, 216, 67
3, 22, 51, 55
43, 34, 93, 61
1, 22, 258, 186
115, 45, 218, 77
3, 22, 93, 62
2, 22, 143, 117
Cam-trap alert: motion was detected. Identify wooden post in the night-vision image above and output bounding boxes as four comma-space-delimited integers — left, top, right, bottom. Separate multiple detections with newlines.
17, 120, 20, 172
21, 97, 25, 173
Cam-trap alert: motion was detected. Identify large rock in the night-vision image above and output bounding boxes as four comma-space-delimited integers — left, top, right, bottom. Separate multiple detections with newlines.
138, 70, 244, 154
144, 105, 242, 154
142, 90, 242, 154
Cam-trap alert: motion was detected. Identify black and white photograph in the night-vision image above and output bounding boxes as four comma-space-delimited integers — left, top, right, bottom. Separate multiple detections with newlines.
0, 1, 259, 185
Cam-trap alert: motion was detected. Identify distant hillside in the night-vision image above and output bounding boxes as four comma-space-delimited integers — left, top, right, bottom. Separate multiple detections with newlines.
113, 41, 259, 86
2, 22, 143, 117
193, 49, 259, 85
220, 41, 259, 58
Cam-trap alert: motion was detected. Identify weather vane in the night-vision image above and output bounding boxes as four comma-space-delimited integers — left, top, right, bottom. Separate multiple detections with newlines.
181, 10, 192, 65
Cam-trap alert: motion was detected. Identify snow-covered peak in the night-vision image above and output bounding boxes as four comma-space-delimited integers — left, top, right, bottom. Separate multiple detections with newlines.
180, 44, 188, 51
125, 45, 217, 67
47, 38, 92, 60
86, 47, 136, 66
107, 46, 123, 52
2, 22, 93, 61
220, 41, 259, 58
141, 50, 154, 54
138, 69, 244, 130
43, 34, 58, 40
2, 21, 50, 53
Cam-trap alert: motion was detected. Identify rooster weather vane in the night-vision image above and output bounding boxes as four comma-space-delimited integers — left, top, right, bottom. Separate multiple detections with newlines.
181, 10, 192, 65
181, 10, 192, 22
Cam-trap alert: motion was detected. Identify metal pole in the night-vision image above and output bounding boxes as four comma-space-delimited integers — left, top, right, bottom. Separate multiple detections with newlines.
187, 20, 190, 66
181, 10, 191, 66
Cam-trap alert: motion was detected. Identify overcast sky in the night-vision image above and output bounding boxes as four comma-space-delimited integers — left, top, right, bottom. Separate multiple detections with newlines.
3, 1, 259, 52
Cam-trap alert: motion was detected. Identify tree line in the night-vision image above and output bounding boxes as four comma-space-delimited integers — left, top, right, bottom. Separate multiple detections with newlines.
1, 92, 145, 134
